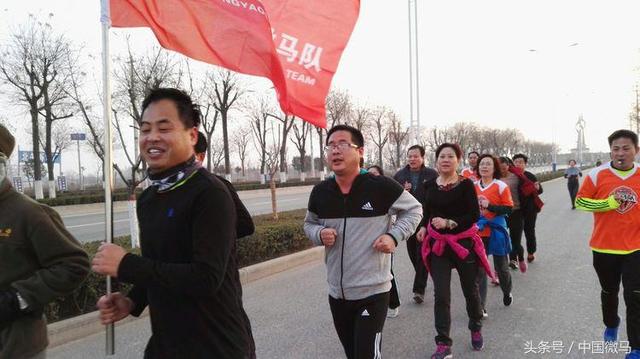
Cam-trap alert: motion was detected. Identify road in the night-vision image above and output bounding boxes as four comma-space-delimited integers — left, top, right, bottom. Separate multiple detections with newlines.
48, 176, 628, 358
56, 185, 313, 243
58, 167, 567, 243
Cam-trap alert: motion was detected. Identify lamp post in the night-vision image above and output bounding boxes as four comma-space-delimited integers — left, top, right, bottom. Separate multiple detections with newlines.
527, 43, 580, 172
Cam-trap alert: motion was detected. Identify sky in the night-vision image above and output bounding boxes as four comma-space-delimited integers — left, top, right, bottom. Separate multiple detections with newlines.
1, 0, 639, 176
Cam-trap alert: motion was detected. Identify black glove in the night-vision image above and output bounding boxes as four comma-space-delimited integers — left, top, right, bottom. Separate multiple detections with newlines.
0, 289, 23, 324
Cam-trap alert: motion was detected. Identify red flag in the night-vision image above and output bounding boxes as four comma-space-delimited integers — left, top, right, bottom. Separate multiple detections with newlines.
109, 0, 360, 128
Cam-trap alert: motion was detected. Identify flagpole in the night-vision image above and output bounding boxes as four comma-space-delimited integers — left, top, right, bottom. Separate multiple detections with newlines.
407, 0, 415, 144
100, 0, 115, 355
413, 0, 421, 144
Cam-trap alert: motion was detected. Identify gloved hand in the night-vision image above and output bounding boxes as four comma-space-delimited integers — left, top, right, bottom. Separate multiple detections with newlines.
0, 289, 23, 324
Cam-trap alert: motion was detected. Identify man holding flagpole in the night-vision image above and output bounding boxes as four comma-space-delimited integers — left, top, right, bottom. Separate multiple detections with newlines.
92, 88, 254, 358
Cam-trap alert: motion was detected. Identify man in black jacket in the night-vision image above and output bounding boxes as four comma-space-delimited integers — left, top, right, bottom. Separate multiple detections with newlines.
92, 88, 254, 358
393, 145, 438, 304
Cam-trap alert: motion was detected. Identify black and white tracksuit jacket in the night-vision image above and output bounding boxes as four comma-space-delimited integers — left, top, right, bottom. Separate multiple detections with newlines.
304, 172, 423, 300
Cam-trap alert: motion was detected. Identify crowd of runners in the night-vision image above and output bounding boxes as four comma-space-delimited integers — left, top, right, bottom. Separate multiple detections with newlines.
306, 124, 640, 359
2, 88, 639, 359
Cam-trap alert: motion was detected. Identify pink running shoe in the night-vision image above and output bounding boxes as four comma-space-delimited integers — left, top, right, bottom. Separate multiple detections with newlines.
519, 260, 527, 273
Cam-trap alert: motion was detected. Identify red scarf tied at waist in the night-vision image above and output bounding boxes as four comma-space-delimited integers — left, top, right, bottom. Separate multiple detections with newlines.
421, 224, 496, 281
509, 165, 544, 212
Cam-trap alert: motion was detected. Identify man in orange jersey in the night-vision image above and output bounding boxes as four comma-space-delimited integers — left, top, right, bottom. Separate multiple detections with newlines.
576, 129, 640, 359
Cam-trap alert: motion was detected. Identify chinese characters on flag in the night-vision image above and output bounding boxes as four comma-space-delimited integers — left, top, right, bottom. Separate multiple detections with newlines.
109, 0, 360, 128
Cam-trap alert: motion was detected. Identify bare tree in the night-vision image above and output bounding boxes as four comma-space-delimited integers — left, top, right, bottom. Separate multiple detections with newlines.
0, 17, 58, 199
349, 104, 371, 133
265, 137, 280, 220
210, 69, 245, 180
249, 99, 272, 184
313, 89, 353, 176
209, 136, 225, 173
290, 119, 310, 181
267, 111, 295, 183
369, 107, 390, 167
232, 125, 251, 178
386, 112, 409, 170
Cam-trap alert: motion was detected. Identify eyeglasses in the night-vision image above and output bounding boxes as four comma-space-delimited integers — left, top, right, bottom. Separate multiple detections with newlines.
323, 142, 359, 153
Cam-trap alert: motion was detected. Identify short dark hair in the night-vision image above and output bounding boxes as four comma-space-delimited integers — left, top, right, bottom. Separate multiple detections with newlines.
141, 88, 201, 129
326, 125, 364, 148
195, 131, 207, 154
435, 143, 463, 160
608, 129, 638, 147
408, 144, 425, 157
568, 159, 576, 165
468, 151, 479, 158
513, 153, 528, 163
366, 165, 385, 176
475, 154, 501, 179
498, 156, 513, 166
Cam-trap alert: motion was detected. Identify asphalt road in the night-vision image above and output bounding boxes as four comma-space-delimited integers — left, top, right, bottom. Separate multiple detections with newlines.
48, 175, 628, 358
57, 185, 313, 243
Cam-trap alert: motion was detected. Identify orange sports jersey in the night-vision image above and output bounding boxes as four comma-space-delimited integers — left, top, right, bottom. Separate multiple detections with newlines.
474, 179, 513, 237
577, 162, 640, 254
461, 167, 478, 181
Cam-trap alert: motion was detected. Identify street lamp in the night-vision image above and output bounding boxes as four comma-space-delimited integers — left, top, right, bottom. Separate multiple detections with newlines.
527, 42, 580, 172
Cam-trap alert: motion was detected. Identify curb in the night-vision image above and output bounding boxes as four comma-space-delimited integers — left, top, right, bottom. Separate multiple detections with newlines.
48, 246, 324, 348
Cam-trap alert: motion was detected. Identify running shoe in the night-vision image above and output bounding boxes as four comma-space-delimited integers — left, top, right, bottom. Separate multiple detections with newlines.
413, 293, 424, 304
471, 330, 484, 351
387, 307, 399, 318
509, 260, 518, 270
431, 343, 452, 359
503, 293, 513, 306
519, 260, 528, 273
482, 309, 488, 318
527, 253, 535, 263
604, 326, 618, 342
626, 349, 640, 359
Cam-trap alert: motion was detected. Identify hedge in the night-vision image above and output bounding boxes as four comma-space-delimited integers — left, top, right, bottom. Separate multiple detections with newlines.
45, 209, 309, 323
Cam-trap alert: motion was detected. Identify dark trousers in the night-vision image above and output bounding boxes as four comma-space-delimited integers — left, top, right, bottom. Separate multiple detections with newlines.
508, 209, 525, 262
429, 243, 483, 346
329, 292, 390, 359
523, 209, 538, 255
477, 238, 512, 308
593, 251, 640, 349
389, 255, 400, 309
568, 180, 579, 207
407, 233, 428, 295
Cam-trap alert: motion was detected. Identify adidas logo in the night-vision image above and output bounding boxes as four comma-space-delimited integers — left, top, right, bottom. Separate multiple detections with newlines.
361, 309, 370, 317
361, 202, 374, 211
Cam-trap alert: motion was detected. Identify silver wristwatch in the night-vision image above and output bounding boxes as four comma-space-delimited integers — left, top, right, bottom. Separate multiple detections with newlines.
15, 291, 29, 311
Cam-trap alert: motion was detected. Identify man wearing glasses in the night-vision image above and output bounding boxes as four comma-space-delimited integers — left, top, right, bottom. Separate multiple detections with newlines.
304, 125, 422, 359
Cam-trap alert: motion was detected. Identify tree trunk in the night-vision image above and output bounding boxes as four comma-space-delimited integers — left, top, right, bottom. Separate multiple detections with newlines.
317, 130, 325, 172
270, 176, 278, 220
30, 107, 44, 199
222, 110, 231, 177
45, 119, 56, 198
206, 132, 213, 171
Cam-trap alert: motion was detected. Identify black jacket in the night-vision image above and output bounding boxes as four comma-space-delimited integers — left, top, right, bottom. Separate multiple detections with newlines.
393, 165, 438, 204
119, 169, 253, 359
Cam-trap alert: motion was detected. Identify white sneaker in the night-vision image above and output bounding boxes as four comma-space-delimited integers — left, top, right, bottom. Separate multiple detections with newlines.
387, 308, 399, 318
